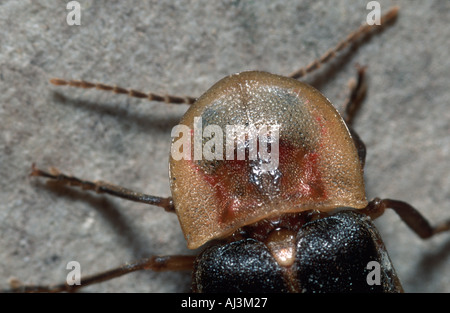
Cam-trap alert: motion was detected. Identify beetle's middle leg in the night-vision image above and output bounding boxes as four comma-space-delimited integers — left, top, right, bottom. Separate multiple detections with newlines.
7, 254, 195, 293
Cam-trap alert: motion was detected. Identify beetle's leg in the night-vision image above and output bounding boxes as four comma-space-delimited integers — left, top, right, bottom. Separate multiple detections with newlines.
31, 164, 175, 213
288, 6, 399, 79
49, 78, 197, 105
7, 255, 195, 293
343, 64, 368, 169
363, 198, 450, 239
343, 64, 367, 127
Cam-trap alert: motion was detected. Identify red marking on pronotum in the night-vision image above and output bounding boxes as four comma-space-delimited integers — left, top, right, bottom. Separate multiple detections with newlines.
188, 158, 258, 224
187, 137, 327, 225
278, 141, 327, 201
315, 115, 329, 138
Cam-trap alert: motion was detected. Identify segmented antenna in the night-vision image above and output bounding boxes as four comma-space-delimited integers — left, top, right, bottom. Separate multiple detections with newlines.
49, 78, 197, 105
288, 6, 399, 79
49, 7, 399, 104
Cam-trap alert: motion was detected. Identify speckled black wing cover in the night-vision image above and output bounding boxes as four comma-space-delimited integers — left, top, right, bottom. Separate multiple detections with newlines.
192, 210, 402, 293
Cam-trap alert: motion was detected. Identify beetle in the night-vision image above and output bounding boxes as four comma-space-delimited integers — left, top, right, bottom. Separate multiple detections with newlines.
6, 6, 450, 293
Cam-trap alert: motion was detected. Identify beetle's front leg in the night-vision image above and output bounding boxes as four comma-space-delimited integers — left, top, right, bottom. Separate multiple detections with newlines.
363, 198, 450, 239
30, 164, 175, 213
343, 64, 368, 169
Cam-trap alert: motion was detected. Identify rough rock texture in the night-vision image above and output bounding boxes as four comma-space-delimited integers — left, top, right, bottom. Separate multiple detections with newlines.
1, 0, 449, 292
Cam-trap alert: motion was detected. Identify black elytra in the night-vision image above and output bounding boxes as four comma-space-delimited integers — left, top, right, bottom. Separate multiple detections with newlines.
192, 210, 402, 293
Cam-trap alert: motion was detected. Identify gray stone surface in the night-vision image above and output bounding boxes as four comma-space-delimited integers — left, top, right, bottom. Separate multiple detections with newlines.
1, 0, 449, 292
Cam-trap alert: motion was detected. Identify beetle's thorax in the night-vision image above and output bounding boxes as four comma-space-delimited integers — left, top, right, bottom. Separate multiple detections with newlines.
228, 211, 327, 292
169, 71, 367, 249
232, 211, 326, 266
